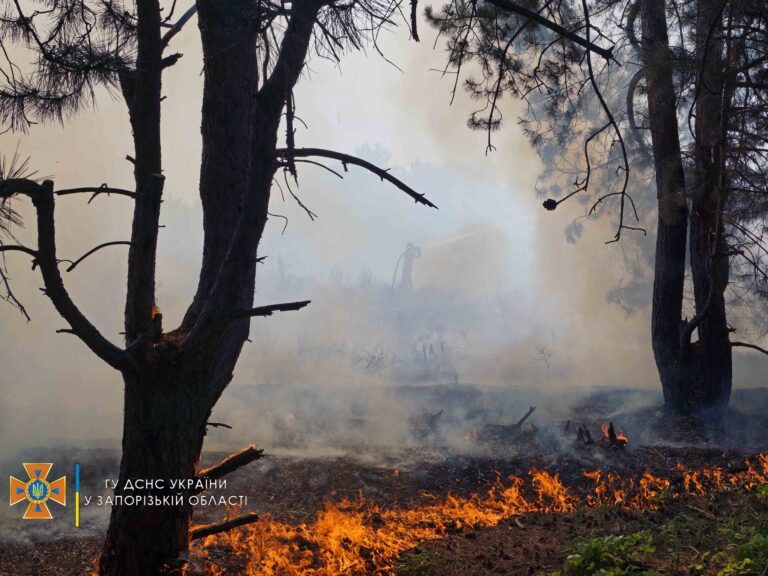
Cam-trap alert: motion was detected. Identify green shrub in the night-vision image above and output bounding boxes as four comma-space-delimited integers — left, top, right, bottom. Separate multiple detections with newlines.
717, 528, 768, 576
547, 532, 658, 576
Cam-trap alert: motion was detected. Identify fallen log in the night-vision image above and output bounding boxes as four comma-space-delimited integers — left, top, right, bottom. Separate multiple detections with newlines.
478, 406, 537, 444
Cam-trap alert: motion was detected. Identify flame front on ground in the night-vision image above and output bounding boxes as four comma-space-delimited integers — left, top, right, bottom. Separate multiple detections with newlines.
197, 455, 768, 575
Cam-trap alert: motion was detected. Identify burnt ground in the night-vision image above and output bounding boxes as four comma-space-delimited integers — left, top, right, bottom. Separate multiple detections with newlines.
4, 479, 767, 576
2, 387, 768, 576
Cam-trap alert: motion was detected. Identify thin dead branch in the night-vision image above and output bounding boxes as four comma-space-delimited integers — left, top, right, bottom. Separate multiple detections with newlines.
731, 341, 768, 357
274, 148, 437, 208
190, 513, 260, 541
225, 300, 311, 319
196, 444, 265, 489
66, 241, 132, 272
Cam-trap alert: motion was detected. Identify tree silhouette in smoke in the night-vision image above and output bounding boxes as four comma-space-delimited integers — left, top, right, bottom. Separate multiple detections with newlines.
427, 0, 768, 419
0, 0, 434, 573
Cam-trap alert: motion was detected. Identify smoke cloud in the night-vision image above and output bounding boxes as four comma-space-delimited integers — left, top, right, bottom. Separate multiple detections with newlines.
0, 14, 765, 470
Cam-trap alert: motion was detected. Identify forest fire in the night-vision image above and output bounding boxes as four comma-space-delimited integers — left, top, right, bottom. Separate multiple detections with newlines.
194, 454, 768, 575
600, 422, 629, 447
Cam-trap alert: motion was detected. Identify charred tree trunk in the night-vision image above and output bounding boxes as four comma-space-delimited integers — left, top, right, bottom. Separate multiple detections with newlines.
685, 0, 732, 417
642, 0, 733, 419
99, 0, 322, 572
642, 0, 691, 412
99, 369, 210, 576
182, 0, 259, 328
1, 0, 427, 574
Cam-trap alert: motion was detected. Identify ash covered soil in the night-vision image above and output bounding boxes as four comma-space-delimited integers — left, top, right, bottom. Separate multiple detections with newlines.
2, 386, 768, 576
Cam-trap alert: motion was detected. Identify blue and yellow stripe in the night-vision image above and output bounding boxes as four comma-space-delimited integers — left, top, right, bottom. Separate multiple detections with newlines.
75, 463, 80, 528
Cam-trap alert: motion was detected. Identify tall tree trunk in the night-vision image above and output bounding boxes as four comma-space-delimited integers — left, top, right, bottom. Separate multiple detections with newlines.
101, 2, 259, 573
99, 370, 211, 576
686, 0, 732, 416
642, 0, 733, 419
99, 0, 322, 572
641, 0, 691, 412
182, 0, 259, 328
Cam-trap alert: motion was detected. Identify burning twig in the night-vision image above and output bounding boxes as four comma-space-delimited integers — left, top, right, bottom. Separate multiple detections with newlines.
602, 422, 628, 449
190, 512, 260, 541
195, 444, 264, 492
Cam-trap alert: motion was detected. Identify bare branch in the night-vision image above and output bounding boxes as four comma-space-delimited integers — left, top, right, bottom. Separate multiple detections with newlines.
161, 52, 184, 69
281, 169, 317, 221
55, 186, 137, 201
0, 178, 43, 196
206, 421, 232, 430
0, 244, 37, 259
410, 0, 420, 41
30, 180, 129, 371
196, 444, 265, 489
66, 241, 132, 272
290, 159, 345, 179
190, 513, 260, 541
581, 0, 638, 243
274, 148, 438, 208
513, 405, 536, 428
161, 5, 198, 49
225, 300, 312, 319
731, 341, 768, 357
481, 0, 617, 63
0, 265, 29, 320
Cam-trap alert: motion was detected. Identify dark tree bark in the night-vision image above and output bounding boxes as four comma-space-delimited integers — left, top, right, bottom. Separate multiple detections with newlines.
98, 0, 330, 573
422, 0, 767, 422
0, 0, 430, 568
99, 371, 210, 575
642, 0, 733, 419
685, 0, 733, 417
122, 0, 165, 345
641, 0, 691, 412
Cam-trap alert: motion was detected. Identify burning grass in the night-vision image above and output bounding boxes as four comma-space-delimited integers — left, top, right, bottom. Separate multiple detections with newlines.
400, 482, 768, 575
2, 446, 767, 576
193, 454, 768, 575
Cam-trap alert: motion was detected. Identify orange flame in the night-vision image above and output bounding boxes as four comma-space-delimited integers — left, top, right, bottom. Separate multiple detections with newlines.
194, 454, 768, 575
600, 422, 629, 445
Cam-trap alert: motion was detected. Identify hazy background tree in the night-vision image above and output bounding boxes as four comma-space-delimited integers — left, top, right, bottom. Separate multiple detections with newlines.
427, 0, 768, 419
0, 0, 432, 574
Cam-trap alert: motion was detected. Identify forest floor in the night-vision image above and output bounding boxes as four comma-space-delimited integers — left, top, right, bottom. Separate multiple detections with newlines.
4, 471, 767, 575
2, 387, 768, 576
2, 447, 767, 576
395, 487, 768, 576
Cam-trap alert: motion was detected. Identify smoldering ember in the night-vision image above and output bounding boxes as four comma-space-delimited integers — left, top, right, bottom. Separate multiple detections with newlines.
0, 0, 766, 575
